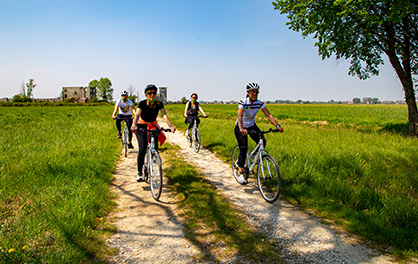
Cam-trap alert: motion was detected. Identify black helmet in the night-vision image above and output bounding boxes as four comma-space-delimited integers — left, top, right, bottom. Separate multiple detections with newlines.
191, 93, 198, 99
144, 84, 158, 94
121, 90, 128, 96
246, 82, 260, 92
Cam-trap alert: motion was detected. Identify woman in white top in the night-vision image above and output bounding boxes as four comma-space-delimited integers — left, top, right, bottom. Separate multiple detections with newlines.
234, 82, 283, 184
112, 90, 136, 148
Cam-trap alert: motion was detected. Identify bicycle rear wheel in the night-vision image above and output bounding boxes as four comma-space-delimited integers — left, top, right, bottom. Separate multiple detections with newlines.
150, 150, 163, 200
257, 154, 281, 203
123, 128, 128, 157
193, 128, 200, 153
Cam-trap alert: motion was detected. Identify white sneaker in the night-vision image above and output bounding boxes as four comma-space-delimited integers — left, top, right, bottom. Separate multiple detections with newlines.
185, 130, 190, 137
237, 174, 247, 185
136, 173, 144, 182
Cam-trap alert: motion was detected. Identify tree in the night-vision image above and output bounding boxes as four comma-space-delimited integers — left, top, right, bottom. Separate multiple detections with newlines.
181, 96, 187, 104
273, 0, 418, 136
89, 77, 113, 102
353, 98, 361, 104
26, 79, 36, 101
127, 84, 138, 104
20, 81, 26, 96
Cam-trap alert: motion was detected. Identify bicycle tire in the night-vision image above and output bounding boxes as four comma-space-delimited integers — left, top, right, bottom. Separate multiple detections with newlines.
231, 145, 242, 183
150, 149, 163, 200
123, 128, 128, 157
257, 154, 281, 203
193, 128, 200, 153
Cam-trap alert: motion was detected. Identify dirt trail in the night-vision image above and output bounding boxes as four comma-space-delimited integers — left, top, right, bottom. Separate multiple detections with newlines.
107, 119, 402, 263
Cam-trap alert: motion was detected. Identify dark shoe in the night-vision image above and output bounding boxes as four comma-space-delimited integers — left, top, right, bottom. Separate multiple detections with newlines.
128, 143, 134, 149
117, 132, 122, 139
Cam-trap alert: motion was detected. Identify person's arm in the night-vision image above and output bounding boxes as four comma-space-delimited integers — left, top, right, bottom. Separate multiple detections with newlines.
130, 104, 136, 116
262, 107, 283, 132
198, 104, 207, 117
184, 101, 189, 117
131, 108, 141, 131
112, 103, 119, 119
237, 108, 247, 135
161, 108, 176, 133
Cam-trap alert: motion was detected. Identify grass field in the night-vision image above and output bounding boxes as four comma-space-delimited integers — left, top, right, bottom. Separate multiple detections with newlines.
0, 106, 120, 263
166, 103, 418, 258
1, 103, 417, 262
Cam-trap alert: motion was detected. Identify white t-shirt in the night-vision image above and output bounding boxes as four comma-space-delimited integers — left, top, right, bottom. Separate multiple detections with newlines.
116, 98, 134, 116
236, 98, 266, 128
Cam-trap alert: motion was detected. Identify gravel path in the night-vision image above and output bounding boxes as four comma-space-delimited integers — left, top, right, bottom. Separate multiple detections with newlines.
106, 119, 405, 263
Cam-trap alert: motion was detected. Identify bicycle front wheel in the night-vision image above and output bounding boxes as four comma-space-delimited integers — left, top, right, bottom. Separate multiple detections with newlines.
150, 150, 163, 200
123, 129, 128, 157
193, 128, 200, 153
231, 145, 242, 183
257, 154, 281, 203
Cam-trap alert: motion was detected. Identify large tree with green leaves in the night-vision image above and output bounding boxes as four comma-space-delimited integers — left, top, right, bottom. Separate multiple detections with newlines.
89, 77, 113, 102
273, 0, 418, 136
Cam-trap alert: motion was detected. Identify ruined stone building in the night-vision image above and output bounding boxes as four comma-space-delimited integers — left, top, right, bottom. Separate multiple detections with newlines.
157, 87, 168, 105
62, 87, 96, 103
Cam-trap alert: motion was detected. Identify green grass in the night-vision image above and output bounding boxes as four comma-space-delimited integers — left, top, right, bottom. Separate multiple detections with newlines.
162, 144, 285, 263
1, 103, 417, 261
166, 103, 418, 259
0, 106, 119, 263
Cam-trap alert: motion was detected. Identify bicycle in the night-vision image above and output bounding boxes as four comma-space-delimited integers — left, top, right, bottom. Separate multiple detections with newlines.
138, 126, 171, 200
118, 116, 133, 157
186, 115, 207, 153
231, 128, 281, 203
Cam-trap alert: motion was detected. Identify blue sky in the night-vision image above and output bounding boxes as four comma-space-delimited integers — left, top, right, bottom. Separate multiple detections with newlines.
0, 0, 405, 102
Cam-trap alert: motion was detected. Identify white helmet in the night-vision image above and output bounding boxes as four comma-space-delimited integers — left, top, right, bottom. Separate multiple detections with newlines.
246, 82, 260, 92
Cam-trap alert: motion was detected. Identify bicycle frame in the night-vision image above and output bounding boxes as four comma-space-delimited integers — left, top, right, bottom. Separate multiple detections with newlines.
246, 137, 267, 175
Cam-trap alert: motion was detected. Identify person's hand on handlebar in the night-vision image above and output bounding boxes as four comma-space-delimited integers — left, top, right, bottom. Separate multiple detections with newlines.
131, 125, 137, 131
170, 126, 176, 133
274, 124, 284, 133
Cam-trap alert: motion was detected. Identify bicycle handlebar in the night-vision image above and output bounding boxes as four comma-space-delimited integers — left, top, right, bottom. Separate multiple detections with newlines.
116, 116, 133, 120
137, 127, 171, 133
247, 128, 281, 134
188, 115, 207, 118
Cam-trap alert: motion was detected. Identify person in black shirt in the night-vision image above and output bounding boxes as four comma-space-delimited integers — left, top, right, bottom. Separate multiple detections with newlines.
131, 84, 176, 182
183, 93, 207, 136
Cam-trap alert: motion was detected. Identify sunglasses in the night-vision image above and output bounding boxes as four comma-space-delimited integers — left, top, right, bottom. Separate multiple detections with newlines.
147, 91, 157, 95
191, 96, 197, 99
249, 90, 259, 95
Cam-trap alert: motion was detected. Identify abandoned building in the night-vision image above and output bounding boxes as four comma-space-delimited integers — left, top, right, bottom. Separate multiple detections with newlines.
62, 87, 97, 103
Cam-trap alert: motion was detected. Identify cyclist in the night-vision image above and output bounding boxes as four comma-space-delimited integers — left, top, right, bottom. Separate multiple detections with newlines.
184, 93, 207, 137
234, 82, 283, 185
131, 84, 176, 182
112, 90, 136, 149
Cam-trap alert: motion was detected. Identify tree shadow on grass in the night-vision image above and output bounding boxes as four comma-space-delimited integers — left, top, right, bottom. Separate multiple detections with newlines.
380, 122, 409, 136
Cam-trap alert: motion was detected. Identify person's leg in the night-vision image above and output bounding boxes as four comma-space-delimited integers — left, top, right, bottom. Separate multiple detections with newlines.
135, 124, 147, 176
126, 118, 134, 147
249, 124, 266, 147
116, 118, 122, 138
234, 125, 248, 172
